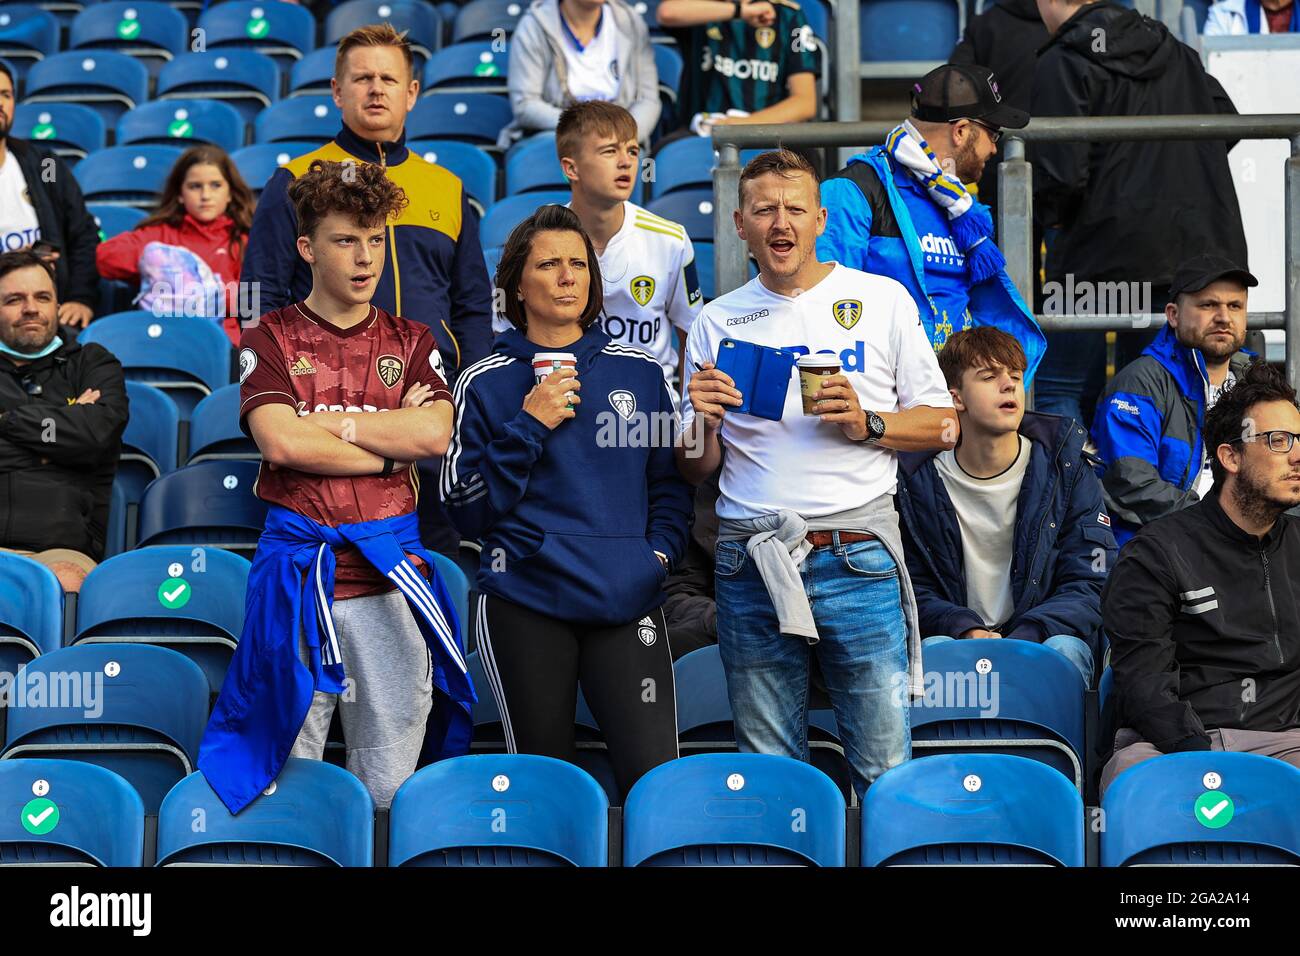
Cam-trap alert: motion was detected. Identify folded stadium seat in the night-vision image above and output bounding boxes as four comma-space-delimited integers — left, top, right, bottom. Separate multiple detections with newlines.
326, 0, 442, 70
407, 139, 497, 216
422, 41, 508, 95
451, 0, 528, 44
481, 244, 501, 285
0, 5, 60, 87
73, 144, 184, 207
1102, 751, 1300, 866
648, 137, 762, 200
406, 93, 512, 151
389, 754, 608, 866
79, 312, 234, 419
115, 98, 247, 153
646, 189, 713, 243
693, 240, 714, 300
504, 132, 568, 195
156, 758, 374, 866
156, 49, 281, 126
68, 0, 188, 79
0, 644, 208, 813
913, 637, 1087, 790
230, 141, 319, 195
479, 190, 570, 248
119, 382, 180, 521
89, 203, 146, 241
136, 459, 267, 555
11, 103, 105, 164
628, 0, 668, 41
187, 383, 258, 463
23, 50, 149, 127
106, 477, 129, 557
863, 753, 1085, 866
859, 0, 962, 78
73, 545, 249, 695
671, 644, 854, 803
0, 760, 144, 866
0, 553, 63, 676
197, 0, 316, 74
286, 44, 336, 98
652, 42, 681, 131
624, 753, 846, 866
253, 95, 342, 145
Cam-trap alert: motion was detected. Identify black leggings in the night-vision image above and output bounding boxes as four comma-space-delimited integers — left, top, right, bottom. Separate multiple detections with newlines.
476, 593, 679, 799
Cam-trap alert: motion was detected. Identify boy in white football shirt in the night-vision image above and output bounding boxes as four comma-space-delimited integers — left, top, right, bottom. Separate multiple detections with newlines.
677, 149, 956, 798
494, 101, 703, 388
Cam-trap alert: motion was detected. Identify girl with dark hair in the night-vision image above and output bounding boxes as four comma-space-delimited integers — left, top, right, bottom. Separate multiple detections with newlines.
441, 203, 692, 800
95, 145, 256, 343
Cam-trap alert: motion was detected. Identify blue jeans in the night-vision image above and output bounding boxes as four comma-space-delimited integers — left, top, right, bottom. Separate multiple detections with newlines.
715, 536, 911, 799
921, 634, 1094, 686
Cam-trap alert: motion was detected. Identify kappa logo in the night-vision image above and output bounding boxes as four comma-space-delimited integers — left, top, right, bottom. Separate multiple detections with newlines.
376, 354, 404, 388
238, 348, 257, 383
637, 615, 656, 646
755, 25, 775, 48
609, 389, 637, 420
630, 275, 656, 307
833, 299, 862, 330
429, 348, 446, 381
288, 355, 316, 376
726, 308, 769, 327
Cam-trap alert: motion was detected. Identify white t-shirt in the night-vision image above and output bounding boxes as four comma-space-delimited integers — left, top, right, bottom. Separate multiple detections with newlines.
493, 202, 703, 383
935, 435, 1032, 630
682, 263, 954, 519
562, 10, 620, 102
1196, 368, 1236, 498
0, 152, 41, 252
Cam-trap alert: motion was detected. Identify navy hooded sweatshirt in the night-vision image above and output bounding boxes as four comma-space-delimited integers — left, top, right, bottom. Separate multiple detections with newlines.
439, 325, 692, 626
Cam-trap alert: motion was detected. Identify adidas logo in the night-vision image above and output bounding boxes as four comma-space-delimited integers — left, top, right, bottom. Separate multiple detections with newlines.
289, 355, 316, 376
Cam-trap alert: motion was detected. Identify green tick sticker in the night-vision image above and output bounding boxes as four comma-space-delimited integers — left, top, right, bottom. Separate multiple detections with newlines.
158, 578, 191, 609
168, 119, 193, 138
31, 123, 55, 140
117, 18, 141, 40
473, 62, 499, 77
21, 798, 59, 835
1194, 790, 1234, 829
246, 17, 269, 38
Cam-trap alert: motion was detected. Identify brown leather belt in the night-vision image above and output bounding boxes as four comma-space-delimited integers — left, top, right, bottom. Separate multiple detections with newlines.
806, 530, 877, 548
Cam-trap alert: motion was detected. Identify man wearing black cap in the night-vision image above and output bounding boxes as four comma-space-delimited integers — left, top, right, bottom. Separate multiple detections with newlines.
818, 64, 1046, 382
1092, 254, 1257, 548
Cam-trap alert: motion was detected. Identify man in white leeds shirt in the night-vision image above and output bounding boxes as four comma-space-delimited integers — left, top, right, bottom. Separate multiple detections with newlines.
676, 149, 956, 797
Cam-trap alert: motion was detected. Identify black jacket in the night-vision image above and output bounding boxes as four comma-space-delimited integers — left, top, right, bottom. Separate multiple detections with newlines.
662, 470, 720, 660
1104, 492, 1300, 753
0, 337, 128, 557
1031, 2, 1247, 288
8, 138, 101, 309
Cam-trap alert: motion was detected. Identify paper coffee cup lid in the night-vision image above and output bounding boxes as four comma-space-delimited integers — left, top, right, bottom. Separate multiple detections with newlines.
797, 354, 840, 368
533, 352, 577, 362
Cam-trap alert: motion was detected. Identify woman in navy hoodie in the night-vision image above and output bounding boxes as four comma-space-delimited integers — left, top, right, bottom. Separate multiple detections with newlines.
440, 204, 691, 798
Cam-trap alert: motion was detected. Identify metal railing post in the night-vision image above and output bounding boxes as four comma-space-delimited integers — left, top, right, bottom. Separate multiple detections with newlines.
997, 137, 1034, 309
1287, 136, 1300, 390
713, 144, 746, 297
833, 0, 861, 166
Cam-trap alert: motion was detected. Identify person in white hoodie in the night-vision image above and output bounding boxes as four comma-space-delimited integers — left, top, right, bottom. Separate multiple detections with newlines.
503, 0, 661, 147
1205, 0, 1298, 34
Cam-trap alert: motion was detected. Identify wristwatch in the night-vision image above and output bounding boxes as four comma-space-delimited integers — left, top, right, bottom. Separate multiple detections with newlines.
863, 410, 886, 444
733, 0, 743, 18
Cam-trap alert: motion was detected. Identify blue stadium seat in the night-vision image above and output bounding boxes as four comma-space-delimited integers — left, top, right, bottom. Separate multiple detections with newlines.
68, 1, 188, 78
451, 0, 528, 43
801, 0, 829, 40
479, 190, 569, 248
648, 137, 766, 199
652, 41, 681, 109
863, 753, 1085, 866
429, 552, 470, 643
287, 44, 335, 97
1183, 0, 1211, 32
624, 753, 846, 866
136, 459, 267, 554
230, 141, 317, 194
647, 190, 713, 243
422, 41, 508, 94
23, 50, 149, 127
197, 0, 316, 70
504, 131, 566, 196
390, 754, 608, 866
694, 241, 715, 300
0, 552, 62, 675
11, 103, 105, 162
157, 50, 280, 126
89, 203, 146, 240
0, 5, 60, 84
254, 95, 341, 145
116, 98, 247, 152
79, 312, 233, 417
913, 637, 1087, 790
106, 476, 129, 557
481, 244, 501, 285
326, 0, 442, 65
1102, 752, 1300, 866
74, 545, 249, 693
406, 92, 512, 149
860, 0, 961, 68
73, 144, 183, 207
157, 758, 374, 866
0, 760, 144, 866
1, 644, 209, 813
119, 382, 180, 515
408, 139, 497, 215
187, 383, 257, 463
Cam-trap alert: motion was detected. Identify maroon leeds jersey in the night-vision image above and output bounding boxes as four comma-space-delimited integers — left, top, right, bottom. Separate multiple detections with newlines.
239, 301, 452, 598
